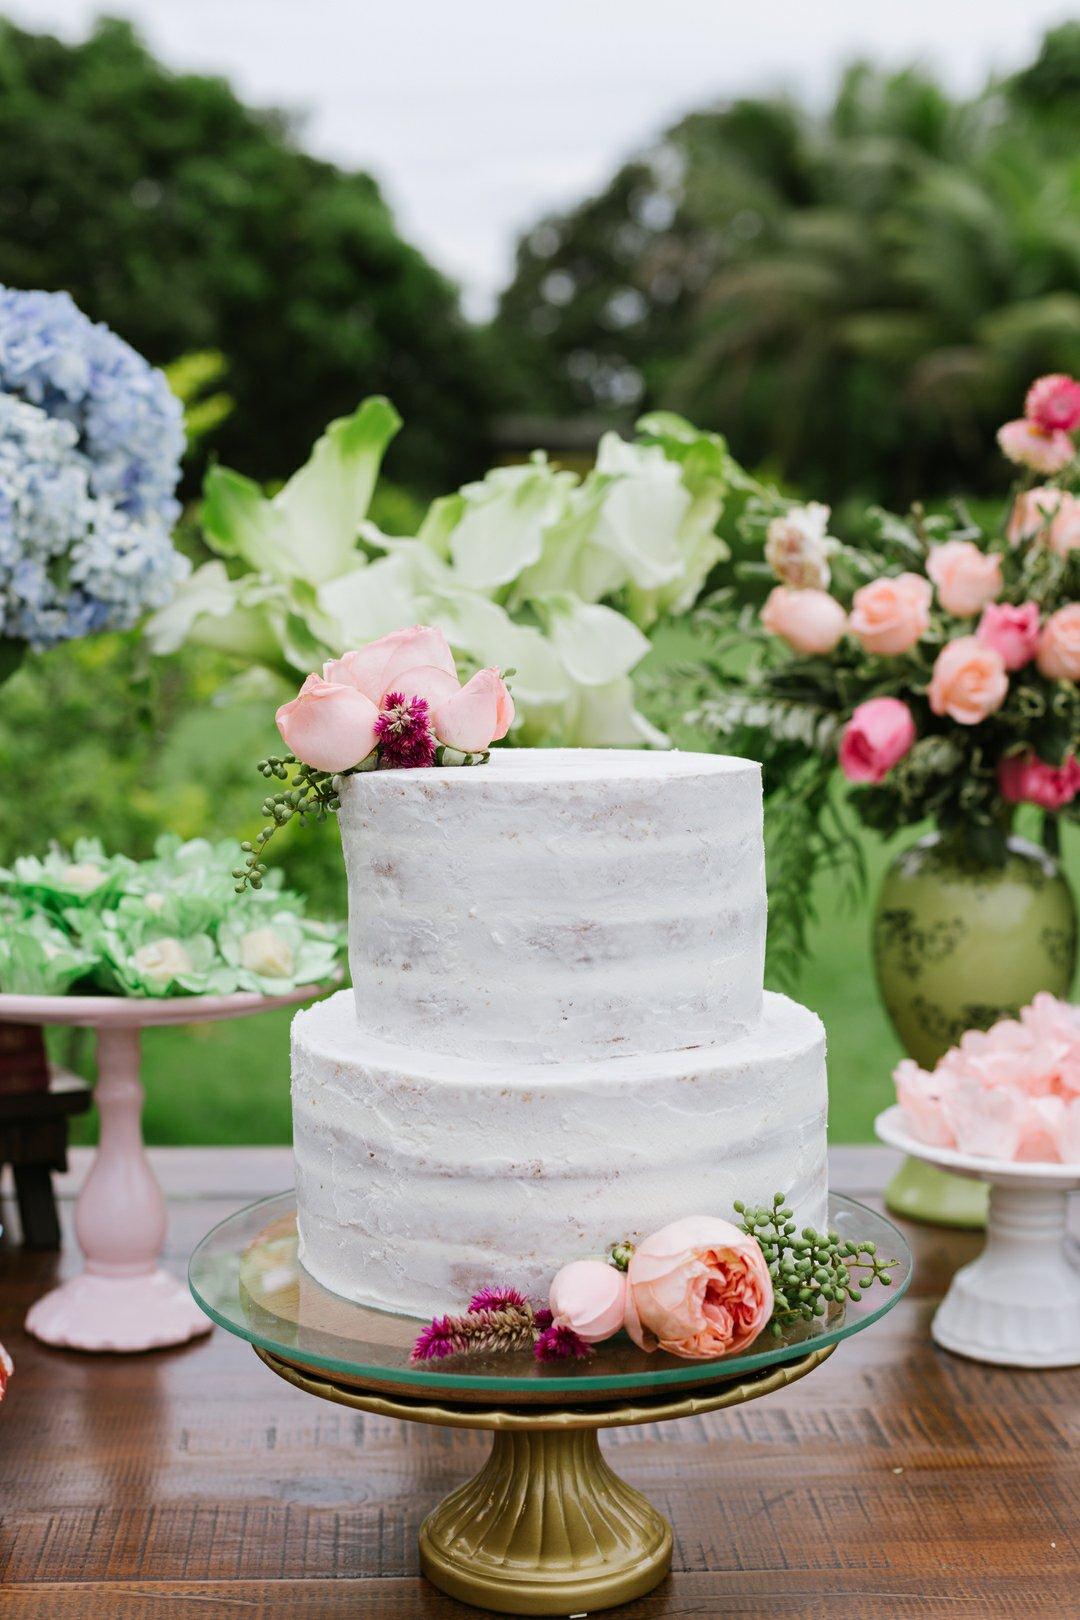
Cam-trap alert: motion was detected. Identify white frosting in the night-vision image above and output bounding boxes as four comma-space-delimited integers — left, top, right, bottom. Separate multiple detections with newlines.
293, 988, 827, 1317
339, 749, 766, 1065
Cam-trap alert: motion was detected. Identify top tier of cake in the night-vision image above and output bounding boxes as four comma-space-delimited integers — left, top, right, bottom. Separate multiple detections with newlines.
339, 748, 766, 1065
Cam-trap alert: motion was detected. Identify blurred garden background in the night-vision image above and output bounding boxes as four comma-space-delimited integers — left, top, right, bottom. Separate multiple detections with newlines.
0, 8, 1077, 1143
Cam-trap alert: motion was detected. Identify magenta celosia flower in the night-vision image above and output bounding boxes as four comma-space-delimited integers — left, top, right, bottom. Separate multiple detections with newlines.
534, 1323, 592, 1362
375, 691, 436, 769
467, 1285, 529, 1313
411, 1315, 456, 1361
1025, 373, 1080, 435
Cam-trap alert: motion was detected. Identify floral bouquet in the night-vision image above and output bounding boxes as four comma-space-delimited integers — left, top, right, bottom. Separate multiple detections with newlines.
0, 286, 188, 680
0, 835, 344, 998
895, 993, 1080, 1164
684, 374, 1080, 972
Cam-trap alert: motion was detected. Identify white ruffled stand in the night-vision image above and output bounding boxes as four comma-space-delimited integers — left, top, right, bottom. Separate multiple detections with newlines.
876, 1106, 1080, 1369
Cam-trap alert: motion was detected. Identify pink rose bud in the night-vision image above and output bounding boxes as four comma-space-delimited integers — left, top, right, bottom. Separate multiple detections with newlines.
996, 418, 1074, 475
998, 752, 1080, 812
624, 1215, 773, 1360
433, 668, 515, 752
926, 540, 1002, 618
324, 624, 457, 704
976, 602, 1041, 671
761, 586, 847, 655
928, 636, 1008, 725
1036, 603, 1080, 681
1007, 487, 1080, 555
275, 674, 380, 772
838, 697, 916, 784
1024, 373, 1080, 434
548, 1260, 627, 1344
848, 573, 932, 656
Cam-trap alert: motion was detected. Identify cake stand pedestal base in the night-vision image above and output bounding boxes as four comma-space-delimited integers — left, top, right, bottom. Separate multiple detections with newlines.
257, 1343, 834, 1616
25, 1267, 210, 1353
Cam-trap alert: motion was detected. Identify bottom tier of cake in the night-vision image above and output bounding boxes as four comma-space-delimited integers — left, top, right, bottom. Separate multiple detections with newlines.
291, 989, 828, 1318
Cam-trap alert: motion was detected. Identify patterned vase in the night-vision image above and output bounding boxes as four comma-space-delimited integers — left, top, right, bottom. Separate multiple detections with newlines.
873, 829, 1078, 1228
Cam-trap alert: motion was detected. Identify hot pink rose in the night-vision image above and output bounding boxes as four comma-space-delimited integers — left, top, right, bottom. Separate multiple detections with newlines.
838, 697, 916, 784
998, 751, 1080, 812
849, 573, 931, 656
928, 637, 1008, 725
1006, 487, 1080, 554
997, 418, 1074, 475
761, 586, 847, 655
926, 540, 1002, 618
895, 1059, 955, 1148
976, 602, 1040, 670
624, 1215, 773, 1359
432, 668, 515, 752
324, 625, 458, 704
548, 1260, 627, 1344
1036, 603, 1080, 681
1025, 373, 1080, 434
275, 674, 380, 772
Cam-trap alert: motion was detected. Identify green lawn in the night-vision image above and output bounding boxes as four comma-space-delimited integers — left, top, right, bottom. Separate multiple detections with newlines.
64, 820, 1076, 1149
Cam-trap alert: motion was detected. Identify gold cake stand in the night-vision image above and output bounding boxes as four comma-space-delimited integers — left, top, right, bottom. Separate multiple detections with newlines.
189, 1194, 910, 1617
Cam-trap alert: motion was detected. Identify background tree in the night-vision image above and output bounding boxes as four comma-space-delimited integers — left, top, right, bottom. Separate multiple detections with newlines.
494, 25, 1080, 507
0, 16, 496, 493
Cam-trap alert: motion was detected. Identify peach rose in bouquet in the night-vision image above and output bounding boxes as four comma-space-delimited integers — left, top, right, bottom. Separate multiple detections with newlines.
849, 573, 931, 656
1007, 487, 1080, 554
927, 541, 1002, 618
928, 637, 1008, 725
1036, 604, 1080, 681
624, 1216, 773, 1358
761, 586, 847, 655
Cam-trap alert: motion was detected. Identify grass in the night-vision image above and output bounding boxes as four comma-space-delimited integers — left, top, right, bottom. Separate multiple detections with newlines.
63, 818, 1077, 1150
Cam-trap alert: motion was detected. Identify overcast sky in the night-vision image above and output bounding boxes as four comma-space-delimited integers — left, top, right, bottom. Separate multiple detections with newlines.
11, 1, 1076, 314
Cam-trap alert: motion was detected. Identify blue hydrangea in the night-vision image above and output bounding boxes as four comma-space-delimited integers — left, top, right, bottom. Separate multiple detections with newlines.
0, 286, 188, 648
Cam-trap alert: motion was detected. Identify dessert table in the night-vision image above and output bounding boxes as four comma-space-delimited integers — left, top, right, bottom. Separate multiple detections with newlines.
2, 1144, 1078, 1618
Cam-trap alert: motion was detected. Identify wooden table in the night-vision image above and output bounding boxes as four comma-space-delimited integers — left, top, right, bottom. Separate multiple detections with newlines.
1, 1146, 1077, 1618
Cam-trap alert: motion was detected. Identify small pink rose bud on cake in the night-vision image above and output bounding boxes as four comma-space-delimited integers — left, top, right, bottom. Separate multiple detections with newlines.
926, 540, 1002, 618
761, 586, 847, 655
1024, 373, 1080, 434
997, 418, 1074, 475
976, 602, 1040, 670
928, 637, 1008, 725
548, 1260, 627, 1344
1036, 604, 1080, 681
324, 624, 457, 703
433, 668, 515, 752
848, 573, 931, 656
838, 698, 916, 784
998, 752, 1080, 812
276, 673, 380, 772
624, 1215, 773, 1359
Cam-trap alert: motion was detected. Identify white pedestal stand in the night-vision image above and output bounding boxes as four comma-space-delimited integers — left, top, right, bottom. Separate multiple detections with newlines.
876, 1105, 1080, 1369
0, 987, 320, 1352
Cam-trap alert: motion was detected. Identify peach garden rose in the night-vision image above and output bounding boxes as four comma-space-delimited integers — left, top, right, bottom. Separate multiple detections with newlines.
1036, 604, 1080, 681
848, 573, 931, 656
623, 1215, 773, 1358
1007, 487, 1080, 554
926, 540, 1002, 618
761, 586, 847, 655
928, 637, 1008, 725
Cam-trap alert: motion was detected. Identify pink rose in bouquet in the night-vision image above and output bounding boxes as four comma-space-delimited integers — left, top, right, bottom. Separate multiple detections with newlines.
1007, 487, 1080, 555
1036, 604, 1080, 681
1025, 373, 1080, 434
928, 637, 1008, 725
997, 418, 1075, 475
762, 586, 847, 655
838, 697, 916, 784
998, 751, 1080, 812
977, 602, 1040, 670
927, 540, 1002, 618
624, 1215, 773, 1358
849, 573, 932, 656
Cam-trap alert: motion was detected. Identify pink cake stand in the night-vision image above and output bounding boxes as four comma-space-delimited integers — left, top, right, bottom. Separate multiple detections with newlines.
2, 987, 322, 1353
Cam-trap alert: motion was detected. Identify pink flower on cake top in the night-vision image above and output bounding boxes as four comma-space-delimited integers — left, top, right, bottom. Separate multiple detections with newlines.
895, 995, 1080, 1164
276, 625, 514, 773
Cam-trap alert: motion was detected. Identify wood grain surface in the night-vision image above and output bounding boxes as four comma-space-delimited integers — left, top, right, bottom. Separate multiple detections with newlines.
1, 1147, 1077, 1619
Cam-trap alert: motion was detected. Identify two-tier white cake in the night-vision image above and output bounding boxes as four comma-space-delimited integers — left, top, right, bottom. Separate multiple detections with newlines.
291, 749, 828, 1317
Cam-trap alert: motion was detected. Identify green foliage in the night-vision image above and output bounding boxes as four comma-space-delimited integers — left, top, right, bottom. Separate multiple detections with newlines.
734, 1193, 898, 1336
0, 16, 496, 494
494, 26, 1080, 506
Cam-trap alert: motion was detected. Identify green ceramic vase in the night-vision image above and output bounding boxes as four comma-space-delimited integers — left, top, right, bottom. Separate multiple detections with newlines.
873, 829, 1078, 1228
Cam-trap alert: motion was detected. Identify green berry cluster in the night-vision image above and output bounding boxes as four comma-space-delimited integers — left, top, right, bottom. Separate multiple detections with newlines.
734, 1192, 897, 1337
233, 757, 340, 893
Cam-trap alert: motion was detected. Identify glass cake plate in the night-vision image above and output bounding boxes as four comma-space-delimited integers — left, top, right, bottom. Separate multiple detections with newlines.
189, 1191, 912, 1402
